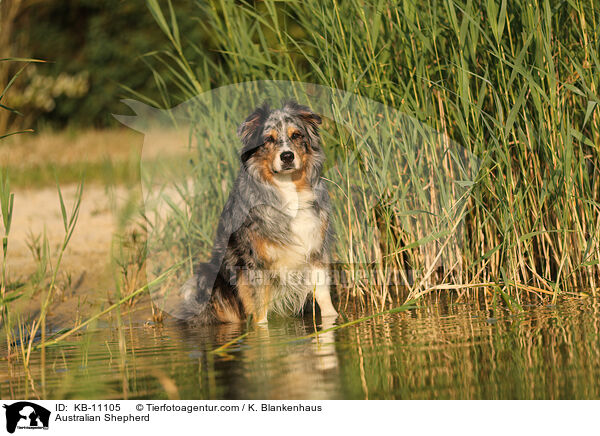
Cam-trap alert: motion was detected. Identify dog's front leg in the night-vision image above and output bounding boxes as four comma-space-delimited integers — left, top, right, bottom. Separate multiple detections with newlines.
237, 269, 270, 324
254, 282, 271, 324
311, 267, 338, 318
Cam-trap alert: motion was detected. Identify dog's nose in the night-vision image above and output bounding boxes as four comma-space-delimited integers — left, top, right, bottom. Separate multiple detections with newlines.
280, 151, 294, 164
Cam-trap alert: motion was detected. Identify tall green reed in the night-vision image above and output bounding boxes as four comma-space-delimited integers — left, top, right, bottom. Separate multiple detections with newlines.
0, 57, 43, 356
142, 0, 600, 309
0, 170, 15, 354
23, 178, 83, 367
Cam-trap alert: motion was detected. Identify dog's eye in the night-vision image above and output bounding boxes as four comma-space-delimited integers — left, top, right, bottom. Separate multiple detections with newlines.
265, 135, 275, 143
290, 132, 302, 140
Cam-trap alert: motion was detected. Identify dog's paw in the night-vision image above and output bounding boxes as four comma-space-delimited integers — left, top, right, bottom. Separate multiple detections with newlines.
256, 316, 269, 325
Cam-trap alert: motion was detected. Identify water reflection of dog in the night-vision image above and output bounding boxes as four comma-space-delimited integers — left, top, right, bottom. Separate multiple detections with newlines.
177, 315, 339, 399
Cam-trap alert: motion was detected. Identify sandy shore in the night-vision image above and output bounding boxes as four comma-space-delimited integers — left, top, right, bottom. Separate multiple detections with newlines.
1, 128, 161, 327
1, 127, 206, 328
5, 182, 153, 328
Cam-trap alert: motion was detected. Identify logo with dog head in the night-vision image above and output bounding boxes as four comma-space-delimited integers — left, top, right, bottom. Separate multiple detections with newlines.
2, 402, 50, 433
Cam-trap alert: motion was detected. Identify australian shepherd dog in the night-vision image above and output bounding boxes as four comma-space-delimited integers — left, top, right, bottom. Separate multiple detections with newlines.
179, 100, 338, 325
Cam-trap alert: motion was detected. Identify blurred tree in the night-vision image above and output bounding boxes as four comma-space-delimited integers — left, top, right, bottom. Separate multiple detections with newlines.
0, 0, 26, 133
8, 0, 208, 129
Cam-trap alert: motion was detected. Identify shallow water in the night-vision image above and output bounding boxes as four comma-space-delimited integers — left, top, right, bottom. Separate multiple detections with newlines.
2, 299, 600, 399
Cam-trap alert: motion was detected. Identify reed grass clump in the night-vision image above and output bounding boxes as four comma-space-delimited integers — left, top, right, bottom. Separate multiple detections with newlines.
141, 0, 600, 310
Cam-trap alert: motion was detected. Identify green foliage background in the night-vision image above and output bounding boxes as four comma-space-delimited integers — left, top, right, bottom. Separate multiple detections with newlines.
11, 0, 211, 127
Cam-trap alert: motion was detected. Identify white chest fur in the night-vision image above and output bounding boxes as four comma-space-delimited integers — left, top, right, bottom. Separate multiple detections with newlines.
272, 175, 323, 267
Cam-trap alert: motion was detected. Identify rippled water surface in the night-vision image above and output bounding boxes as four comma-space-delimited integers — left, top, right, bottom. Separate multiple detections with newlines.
2, 300, 600, 399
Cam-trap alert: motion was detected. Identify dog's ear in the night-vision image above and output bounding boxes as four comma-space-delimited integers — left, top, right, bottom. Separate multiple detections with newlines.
238, 102, 270, 146
238, 102, 270, 163
283, 100, 322, 149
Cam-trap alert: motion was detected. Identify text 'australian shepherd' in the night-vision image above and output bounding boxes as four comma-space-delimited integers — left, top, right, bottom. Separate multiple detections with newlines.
179, 100, 338, 325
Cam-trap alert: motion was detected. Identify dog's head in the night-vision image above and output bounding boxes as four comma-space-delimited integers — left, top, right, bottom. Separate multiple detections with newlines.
237, 100, 324, 185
